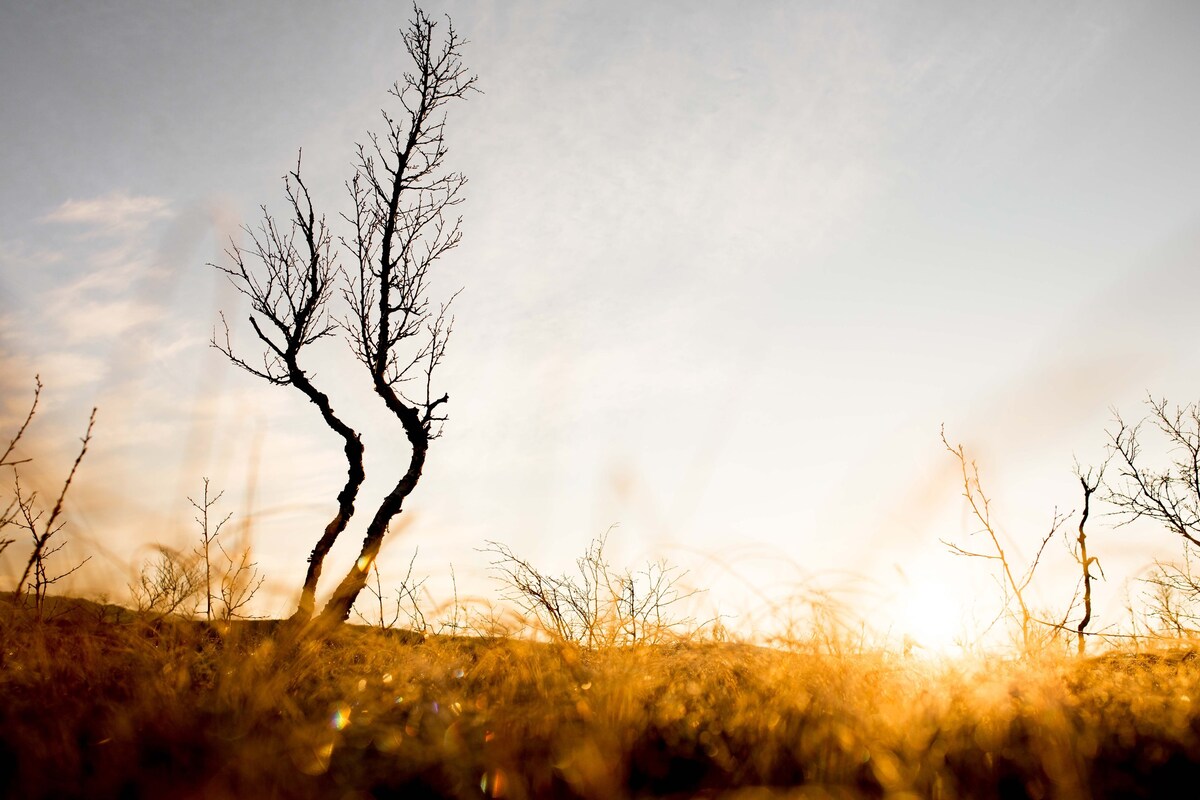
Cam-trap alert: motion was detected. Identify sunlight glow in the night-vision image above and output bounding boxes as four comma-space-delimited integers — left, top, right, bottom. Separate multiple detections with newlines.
893, 581, 966, 657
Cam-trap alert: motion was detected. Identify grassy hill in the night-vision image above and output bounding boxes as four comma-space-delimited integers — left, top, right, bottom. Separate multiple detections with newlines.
3, 594, 1200, 798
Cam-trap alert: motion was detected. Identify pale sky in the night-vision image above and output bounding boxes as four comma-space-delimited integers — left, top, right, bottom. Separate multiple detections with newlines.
3, 1, 1200, 648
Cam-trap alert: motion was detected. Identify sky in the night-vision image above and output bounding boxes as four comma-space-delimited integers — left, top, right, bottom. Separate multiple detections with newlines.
3, 1, 1200, 649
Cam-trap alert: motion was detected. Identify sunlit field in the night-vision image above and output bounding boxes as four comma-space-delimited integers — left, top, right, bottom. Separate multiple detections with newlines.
6, 2, 1200, 798
3, 591, 1200, 799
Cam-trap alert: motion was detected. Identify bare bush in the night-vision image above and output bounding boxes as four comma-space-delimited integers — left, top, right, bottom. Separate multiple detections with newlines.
353, 550, 430, 634
485, 531, 700, 647
128, 479, 264, 621
1141, 552, 1200, 637
129, 547, 202, 618
0, 378, 39, 560
215, 540, 266, 621
2, 376, 95, 618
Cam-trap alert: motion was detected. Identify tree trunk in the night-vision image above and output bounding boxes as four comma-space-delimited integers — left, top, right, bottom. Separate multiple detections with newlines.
318, 403, 427, 625
290, 373, 365, 621
1077, 475, 1097, 656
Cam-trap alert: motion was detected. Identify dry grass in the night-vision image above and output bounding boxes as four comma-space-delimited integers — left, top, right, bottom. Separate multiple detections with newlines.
3, 594, 1200, 799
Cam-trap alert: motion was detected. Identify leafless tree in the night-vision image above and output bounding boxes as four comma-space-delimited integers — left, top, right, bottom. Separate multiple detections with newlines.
1104, 398, 1200, 631
189, 477, 232, 622
319, 8, 476, 625
213, 155, 365, 623
941, 427, 1066, 653
214, 8, 474, 627
1107, 398, 1200, 548
187, 478, 263, 621
1071, 465, 1104, 655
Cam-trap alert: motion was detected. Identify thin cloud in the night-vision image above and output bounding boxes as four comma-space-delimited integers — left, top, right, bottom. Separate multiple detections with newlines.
0, 350, 105, 418
0, 236, 64, 269
40, 191, 172, 236
53, 296, 166, 345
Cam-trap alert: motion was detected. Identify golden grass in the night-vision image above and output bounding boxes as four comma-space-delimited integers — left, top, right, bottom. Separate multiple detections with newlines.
3, 595, 1200, 799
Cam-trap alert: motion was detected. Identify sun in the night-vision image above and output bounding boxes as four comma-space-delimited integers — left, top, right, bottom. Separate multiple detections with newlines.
892, 579, 967, 658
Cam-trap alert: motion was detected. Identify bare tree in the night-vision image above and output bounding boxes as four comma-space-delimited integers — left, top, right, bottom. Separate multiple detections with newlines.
214, 8, 474, 627
1072, 466, 1104, 655
127, 482, 263, 623
182, 477, 264, 621
941, 428, 1066, 653
1105, 398, 1200, 630
319, 8, 476, 624
1107, 398, 1200, 548
213, 155, 365, 622
189, 477, 232, 622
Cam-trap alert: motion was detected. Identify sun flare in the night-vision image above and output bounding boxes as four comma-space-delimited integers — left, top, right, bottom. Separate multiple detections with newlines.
893, 580, 966, 657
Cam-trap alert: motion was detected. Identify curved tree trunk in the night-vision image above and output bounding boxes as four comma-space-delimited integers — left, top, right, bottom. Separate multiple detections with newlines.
290, 372, 365, 621
318, 402, 427, 625
1076, 474, 1098, 656
314, 9, 470, 628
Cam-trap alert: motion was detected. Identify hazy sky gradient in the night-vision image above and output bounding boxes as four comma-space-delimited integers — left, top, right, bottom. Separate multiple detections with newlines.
3, 1, 1200, 644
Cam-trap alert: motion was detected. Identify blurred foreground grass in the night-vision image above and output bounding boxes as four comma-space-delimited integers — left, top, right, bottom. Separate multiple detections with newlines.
3, 595, 1200, 799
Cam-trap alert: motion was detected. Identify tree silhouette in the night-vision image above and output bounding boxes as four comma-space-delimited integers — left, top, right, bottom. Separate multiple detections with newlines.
1072, 466, 1103, 655
1107, 398, 1200, 549
214, 6, 474, 625
321, 8, 476, 624
213, 156, 365, 622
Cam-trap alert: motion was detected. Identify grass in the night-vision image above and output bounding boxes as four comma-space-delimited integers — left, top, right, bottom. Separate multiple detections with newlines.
3, 594, 1200, 799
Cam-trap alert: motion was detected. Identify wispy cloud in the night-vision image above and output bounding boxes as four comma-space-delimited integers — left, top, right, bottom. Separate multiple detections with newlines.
40, 191, 173, 236
0, 236, 64, 270
52, 296, 167, 345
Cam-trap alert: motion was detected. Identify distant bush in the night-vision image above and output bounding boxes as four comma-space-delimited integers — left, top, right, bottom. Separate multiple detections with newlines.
484, 531, 701, 647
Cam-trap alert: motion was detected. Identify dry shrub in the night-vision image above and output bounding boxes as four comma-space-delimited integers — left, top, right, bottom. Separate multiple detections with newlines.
484, 532, 702, 648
